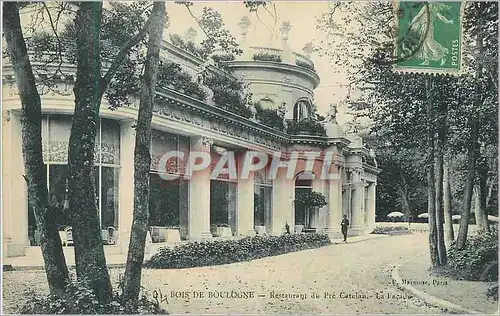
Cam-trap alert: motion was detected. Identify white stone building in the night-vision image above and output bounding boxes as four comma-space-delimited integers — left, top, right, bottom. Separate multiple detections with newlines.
2, 23, 379, 258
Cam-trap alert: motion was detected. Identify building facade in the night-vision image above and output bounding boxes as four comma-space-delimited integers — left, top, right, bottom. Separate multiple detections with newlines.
2, 25, 379, 257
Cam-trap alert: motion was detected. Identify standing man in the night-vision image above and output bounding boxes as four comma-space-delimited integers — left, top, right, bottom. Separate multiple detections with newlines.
285, 222, 291, 234
341, 214, 349, 242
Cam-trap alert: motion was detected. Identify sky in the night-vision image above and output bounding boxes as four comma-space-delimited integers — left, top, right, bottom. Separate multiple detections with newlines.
164, 2, 354, 124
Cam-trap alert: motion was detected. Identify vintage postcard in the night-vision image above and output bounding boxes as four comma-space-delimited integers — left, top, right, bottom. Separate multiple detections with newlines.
2, 1, 498, 314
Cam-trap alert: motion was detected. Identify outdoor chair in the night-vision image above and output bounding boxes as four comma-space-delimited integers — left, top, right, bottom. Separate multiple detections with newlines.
65, 227, 74, 246
106, 226, 116, 245
210, 224, 218, 237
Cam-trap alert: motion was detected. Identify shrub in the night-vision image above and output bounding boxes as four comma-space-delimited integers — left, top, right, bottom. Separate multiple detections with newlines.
157, 61, 207, 100
286, 118, 326, 136
253, 52, 282, 62
255, 104, 285, 131
203, 73, 253, 118
372, 226, 410, 235
447, 230, 498, 282
487, 285, 498, 301
145, 233, 331, 269
295, 59, 315, 71
169, 34, 206, 59
19, 281, 166, 314
211, 53, 235, 68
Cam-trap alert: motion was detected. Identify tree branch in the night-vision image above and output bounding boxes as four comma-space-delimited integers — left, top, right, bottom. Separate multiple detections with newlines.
100, 14, 153, 96
183, 4, 210, 39
42, 3, 64, 76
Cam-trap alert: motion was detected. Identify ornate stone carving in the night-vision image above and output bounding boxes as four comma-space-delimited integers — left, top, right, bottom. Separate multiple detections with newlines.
152, 99, 286, 151
280, 21, 292, 42
283, 75, 294, 83
42, 140, 119, 165
326, 103, 338, 124
239, 16, 251, 39
369, 148, 378, 168
201, 136, 213, 149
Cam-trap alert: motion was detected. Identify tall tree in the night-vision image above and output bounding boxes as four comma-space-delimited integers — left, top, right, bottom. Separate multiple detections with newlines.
64, 2, 154, 301
67, 1, 112, 301
425, 77, 439, 266
122, 2, 166, 309
3, 2, 69, 296
435, 77, 448, 265
443, 158, 454, 245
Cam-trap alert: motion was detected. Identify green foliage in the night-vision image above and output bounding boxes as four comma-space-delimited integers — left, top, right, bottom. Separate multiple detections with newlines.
295, 59, 315, 71
447, 230, 498, 282
486, 285, 498, 301
254, 104, 285, 131
286, 118, 326, 136
203, 73, 252, 118
253, 52, 282, 62
19, 281, 166, 314
198, 7, 243, 57
144, 233, 331, 269
156, 61, 207, 100
169, 34, 206, 59
243, 1, 270, 12
372, 226, 410, 235
211, 53, 235, 69
294, 191, 327, 208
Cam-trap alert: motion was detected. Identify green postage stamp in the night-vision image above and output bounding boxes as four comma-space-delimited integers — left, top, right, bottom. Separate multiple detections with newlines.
394, 2, 465, 74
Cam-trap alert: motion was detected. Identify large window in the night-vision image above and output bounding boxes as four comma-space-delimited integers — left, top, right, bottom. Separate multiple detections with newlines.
210, 180, 237, 233
149, 130, 190, 239
292, 99, 311, 121
254, 168, 272, 233
209, 149, 237, 236
29, 115, 120, 245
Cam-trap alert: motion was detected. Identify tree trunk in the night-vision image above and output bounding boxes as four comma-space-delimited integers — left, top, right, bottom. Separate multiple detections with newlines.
476, 162, 489, 231
122, 2, 166, 310
457, 28, 483, 249
3, 2, 69, 296
486, 175, 495, 209
426, 76, 439, 267
443, 159, 454, 245
67, 2, 112, 302
397, 170, 411, 225
456, 124, 478, 249
434, 97, 447, 265
473, 186, 483, 230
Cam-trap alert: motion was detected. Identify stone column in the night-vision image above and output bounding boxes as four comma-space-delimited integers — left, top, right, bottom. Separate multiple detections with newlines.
271, 167, 293, 235
350, 169, 366, 235
366, 183, 377, 233
236, 152, 255, 236
311, 178, 326, 230
324, 166, 343, 239
187, 136, 212, 240
118, 120, 135, 253
3, 112, 29, 257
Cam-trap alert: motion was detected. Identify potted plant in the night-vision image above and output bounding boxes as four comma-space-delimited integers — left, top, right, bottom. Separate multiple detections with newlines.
294, 191, 327, 232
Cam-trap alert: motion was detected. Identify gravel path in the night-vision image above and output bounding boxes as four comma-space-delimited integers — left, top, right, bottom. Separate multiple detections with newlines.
3, 234, 445, 314
398, 249, 498, 314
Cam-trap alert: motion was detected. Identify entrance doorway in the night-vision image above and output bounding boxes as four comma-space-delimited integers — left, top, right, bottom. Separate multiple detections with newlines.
294, 176, 313, 230
210, 180, 237, 236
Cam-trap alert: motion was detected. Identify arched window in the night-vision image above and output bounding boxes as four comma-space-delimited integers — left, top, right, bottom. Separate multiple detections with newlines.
293, 99, 311, 121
